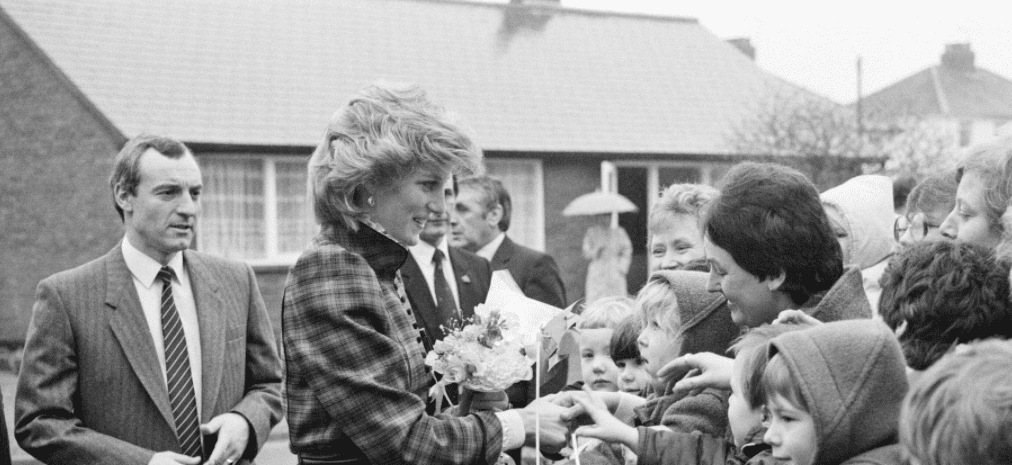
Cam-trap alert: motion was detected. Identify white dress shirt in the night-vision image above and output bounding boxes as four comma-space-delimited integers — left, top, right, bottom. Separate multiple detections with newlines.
407, 238, 461, 310
476, 232, 506, 263
122, 238, 203, 418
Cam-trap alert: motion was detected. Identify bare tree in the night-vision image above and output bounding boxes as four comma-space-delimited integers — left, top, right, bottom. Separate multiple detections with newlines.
726, 91, 957, 188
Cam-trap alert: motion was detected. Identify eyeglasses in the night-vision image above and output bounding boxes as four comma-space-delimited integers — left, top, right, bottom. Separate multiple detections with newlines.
894, 212, 938, 242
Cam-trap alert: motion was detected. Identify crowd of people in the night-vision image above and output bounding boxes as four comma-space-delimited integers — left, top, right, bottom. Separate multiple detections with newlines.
7, 81, 1012, 465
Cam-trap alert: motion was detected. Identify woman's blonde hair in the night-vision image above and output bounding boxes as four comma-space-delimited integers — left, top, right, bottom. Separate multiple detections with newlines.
308, 83, 482, 228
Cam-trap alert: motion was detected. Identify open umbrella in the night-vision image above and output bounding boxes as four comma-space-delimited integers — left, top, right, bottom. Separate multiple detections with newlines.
562, 191, 638, 216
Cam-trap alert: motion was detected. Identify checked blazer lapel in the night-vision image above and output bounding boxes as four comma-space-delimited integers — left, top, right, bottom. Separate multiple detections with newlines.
105, 247, 176, 429
184, 251, 226, 420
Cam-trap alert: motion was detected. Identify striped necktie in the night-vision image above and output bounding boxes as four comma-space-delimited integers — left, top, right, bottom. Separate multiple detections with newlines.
157, 266, 202, 458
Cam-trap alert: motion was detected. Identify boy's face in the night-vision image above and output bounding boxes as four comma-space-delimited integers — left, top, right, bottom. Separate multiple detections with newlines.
728, 358, 767, 449
704, 237, 783, 328
615, 357, 652, 395
764, 393, 818, 465
578, 328, 620, 392
637, 315, 681, 381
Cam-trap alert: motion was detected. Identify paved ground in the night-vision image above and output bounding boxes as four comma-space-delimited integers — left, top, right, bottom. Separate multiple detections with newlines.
1, 371, 297, 464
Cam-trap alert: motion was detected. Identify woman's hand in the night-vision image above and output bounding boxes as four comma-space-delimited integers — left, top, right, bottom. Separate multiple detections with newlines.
468, 389, 510, 412
658, 352, 734, 397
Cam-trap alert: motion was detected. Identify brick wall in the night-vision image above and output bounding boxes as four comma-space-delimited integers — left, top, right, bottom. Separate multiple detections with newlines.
0, 14, 125, 343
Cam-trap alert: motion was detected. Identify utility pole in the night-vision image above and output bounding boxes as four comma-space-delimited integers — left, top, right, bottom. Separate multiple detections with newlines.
856, 55, 863, 138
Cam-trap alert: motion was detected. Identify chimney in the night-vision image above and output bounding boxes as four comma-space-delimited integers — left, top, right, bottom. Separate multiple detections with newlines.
727, 37, 755, 61
941, 43, 974, 71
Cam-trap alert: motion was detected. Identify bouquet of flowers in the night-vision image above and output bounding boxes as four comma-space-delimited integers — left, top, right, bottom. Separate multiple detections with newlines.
424, 304, 535, 413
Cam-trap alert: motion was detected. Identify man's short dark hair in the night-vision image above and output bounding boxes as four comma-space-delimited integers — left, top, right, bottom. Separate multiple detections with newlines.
878, 241, 1012, 370
704, 162, 843, 305
109, 133, 191, 221
458, 175, 511, 232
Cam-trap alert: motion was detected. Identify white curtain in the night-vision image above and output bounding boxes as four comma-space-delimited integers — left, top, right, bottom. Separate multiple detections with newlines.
200, 158, 265, 260
275, 160, 318, 254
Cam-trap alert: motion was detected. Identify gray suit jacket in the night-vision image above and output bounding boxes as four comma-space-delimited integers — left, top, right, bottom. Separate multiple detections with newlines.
15, 245, 283, 465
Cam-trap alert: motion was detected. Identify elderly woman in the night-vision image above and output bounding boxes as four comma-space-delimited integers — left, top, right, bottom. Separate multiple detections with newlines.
939, 136, 1012, 250
282, 84, 565, 465
647, 183, 718, 272
895, 171, 957, 248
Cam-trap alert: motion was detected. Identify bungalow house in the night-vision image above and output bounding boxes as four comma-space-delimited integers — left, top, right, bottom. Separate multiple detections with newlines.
861, 43, 1012, 154
0, 0, 839, 343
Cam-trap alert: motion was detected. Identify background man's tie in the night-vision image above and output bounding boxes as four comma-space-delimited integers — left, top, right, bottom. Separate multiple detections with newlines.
432, 249, 460, 335
157, 266, 202, 458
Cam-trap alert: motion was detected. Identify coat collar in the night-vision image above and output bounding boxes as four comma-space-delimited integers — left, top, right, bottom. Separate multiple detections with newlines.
319, 221, 408, 278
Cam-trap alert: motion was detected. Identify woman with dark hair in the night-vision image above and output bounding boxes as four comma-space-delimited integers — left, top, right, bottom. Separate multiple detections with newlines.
895, 171, 957, 248
282, 83, 566, 465
703, 162, 868, 329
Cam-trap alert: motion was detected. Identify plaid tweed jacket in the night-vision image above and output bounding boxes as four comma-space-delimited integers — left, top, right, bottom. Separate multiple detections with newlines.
282, 221, 503, 464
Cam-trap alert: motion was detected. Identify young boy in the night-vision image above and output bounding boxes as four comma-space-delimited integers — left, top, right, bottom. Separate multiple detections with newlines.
572, 296, 636, 392
610, 316, 651, 396
556, 269, 740, 433
761, 319, 908, 465
571, 323, 803, 465
899, 339, 1012, 465
877, 240, 1012, 379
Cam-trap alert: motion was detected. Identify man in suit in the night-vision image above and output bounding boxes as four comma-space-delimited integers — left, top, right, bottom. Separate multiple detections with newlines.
15, 134, 283, 465
401, 178, 491, 352
451, 175, 567, 308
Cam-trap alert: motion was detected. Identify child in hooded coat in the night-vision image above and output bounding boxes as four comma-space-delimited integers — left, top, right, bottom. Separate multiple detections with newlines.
761, 319, 908, 465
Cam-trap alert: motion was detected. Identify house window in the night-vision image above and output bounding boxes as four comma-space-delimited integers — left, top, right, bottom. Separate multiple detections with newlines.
485, 159, 545, 251
198, 155, 317, 265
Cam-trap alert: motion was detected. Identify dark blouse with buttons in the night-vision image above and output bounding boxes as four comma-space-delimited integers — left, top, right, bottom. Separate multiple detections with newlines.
282, 220, 503, 465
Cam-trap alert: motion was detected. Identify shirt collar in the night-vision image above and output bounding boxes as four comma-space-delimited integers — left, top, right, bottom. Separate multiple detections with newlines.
121, 237, 184, 288
408, 237, 450, 264
476, 232, 506, 262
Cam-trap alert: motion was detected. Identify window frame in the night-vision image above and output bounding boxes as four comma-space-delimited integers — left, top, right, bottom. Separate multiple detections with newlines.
195, 153, 315, 267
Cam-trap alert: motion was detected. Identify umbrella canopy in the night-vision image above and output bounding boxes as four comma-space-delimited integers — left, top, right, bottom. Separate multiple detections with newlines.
562, 191, 639, 216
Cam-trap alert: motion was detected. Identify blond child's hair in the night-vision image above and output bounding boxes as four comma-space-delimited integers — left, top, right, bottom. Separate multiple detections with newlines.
634, 275, 680, 334
578, 295, 636, 330
900, 338, 1012, 465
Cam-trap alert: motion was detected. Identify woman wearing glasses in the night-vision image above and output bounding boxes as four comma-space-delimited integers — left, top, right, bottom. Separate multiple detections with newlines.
895, 171, 958, 248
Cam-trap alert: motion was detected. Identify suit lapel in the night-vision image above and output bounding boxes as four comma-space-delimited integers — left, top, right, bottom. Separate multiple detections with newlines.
491, 236, 513, 270
185, 251, 226, 419
104, 246, 176, 429
400, 255, 437, 330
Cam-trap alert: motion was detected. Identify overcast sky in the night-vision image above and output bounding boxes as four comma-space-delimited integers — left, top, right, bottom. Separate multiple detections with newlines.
490, 0, 1011, 104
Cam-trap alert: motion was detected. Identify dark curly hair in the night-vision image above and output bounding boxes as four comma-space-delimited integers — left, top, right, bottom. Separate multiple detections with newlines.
878, 241, 1012, 370
704, 162, 843, 305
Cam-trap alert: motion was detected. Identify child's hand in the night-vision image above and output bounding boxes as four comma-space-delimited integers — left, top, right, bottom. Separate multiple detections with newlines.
658, 352, 733, 397
567, 394, 639, 450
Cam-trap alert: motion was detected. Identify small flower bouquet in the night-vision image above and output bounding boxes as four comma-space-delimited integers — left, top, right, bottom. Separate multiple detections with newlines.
424, 305, 535, 414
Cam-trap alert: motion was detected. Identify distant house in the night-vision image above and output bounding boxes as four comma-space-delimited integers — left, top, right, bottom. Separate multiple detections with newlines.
862, 43, 1012, 152
1, 0, 836, 342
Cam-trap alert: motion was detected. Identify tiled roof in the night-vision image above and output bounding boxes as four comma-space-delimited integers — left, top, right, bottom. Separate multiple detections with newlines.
862, 65, 1012, 119
1, 0, 812, 154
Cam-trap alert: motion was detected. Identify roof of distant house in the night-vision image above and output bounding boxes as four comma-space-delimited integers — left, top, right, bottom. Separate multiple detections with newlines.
1, 0, 817, 154
861, 44, 1012, 120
